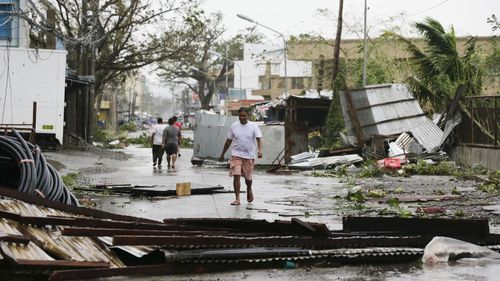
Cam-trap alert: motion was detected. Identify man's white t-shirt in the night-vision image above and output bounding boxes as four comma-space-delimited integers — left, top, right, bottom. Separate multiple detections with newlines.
227, 121, 262, 159
151, 124, 167, 145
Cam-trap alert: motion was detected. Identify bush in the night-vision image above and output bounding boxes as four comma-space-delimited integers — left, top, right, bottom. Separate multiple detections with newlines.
180, 137, 193, 148
62, 173, 79, 188
119, 122, 138, 132
358, 162, 384, 178
124, 133, 151, 148
93, 127, 108, 143
404, 160, 454, 176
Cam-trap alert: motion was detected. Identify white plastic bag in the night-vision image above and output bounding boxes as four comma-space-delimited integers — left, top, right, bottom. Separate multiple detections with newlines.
422, 236, 500, 264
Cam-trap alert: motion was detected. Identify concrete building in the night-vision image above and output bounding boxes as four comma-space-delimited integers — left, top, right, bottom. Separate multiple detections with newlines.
235, 43, 313, 100
235, 37, 498, 100
0, 0, 29, 48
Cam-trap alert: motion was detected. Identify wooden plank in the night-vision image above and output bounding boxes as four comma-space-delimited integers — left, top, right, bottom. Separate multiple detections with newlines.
343, 217, 490, 236
0, 233, 31, 244
61, 227, 232, 237
0, 186, 157, 223
290, 218, 331, 237
15, 259, 109, 269
163, 218, 331, 235
0, 210, 208, 231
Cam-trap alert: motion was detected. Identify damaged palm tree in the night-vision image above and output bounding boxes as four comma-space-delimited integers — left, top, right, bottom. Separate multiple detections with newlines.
394, 17, 483, 113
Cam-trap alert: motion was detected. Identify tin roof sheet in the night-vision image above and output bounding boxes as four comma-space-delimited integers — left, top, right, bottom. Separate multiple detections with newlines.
340, 84, 443, 152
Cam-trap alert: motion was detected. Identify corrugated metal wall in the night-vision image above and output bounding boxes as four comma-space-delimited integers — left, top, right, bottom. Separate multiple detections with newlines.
192, 112, 285, 165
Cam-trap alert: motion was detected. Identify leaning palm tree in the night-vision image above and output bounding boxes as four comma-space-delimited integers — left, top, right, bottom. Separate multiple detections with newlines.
397, 18, 483, 113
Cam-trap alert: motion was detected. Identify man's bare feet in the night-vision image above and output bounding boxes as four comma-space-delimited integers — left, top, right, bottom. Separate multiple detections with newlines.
230, 200, 241, 205
247, 189, 254, 203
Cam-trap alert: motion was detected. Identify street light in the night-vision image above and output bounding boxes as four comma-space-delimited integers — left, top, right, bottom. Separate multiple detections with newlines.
208, 50, 242, 90
237, 13, 288, 97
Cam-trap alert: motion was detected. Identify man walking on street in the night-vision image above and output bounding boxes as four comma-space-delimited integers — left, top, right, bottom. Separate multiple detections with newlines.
219, 107, 262, 205
173, 116, 182, 157
162, 118, 181, 169
151, 117, 166, 168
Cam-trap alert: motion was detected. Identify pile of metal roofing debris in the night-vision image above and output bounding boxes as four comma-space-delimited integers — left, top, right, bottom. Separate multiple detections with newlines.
0, 130, 78, 206
1, 186, 499, 280
288, 84, 463, 170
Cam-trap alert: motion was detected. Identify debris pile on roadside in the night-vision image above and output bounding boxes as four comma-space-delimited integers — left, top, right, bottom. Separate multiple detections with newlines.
0, 130, 78, 206
1, 186, 499, 280
285, 84, 465, 172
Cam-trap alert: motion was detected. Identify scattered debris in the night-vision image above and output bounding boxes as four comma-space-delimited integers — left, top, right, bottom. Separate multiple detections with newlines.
387, 194, 462, 203
0, 186, 499, 280
416, 207, 446, 214
422, 236, 500, 264
289, 154, 363, 170
73, 185, 225, 197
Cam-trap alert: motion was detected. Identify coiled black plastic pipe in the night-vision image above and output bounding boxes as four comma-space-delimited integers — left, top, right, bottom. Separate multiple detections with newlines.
0, 130, 79, 206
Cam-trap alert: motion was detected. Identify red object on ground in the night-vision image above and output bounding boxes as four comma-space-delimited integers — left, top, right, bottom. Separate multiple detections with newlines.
383, 158, 401, 169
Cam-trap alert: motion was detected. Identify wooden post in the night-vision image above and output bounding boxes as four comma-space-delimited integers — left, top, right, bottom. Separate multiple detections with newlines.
31, 101, 37, 144
175, 182, 191, 196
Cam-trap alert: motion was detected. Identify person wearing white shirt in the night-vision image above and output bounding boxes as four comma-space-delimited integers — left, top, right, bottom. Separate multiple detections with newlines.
219, 107, 263, 206
151, 117, 166, 168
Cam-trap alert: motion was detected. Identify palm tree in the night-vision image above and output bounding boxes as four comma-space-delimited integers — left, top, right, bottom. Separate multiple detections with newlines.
398, 18, 483, 113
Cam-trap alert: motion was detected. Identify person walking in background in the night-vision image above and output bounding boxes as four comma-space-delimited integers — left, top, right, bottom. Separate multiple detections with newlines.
219, 107, 263, 206
162, 118, 181, 169
172, 116, 182, 157
151, 117, 166, 168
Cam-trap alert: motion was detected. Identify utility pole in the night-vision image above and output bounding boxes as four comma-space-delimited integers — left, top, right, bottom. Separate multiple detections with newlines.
225, 47, 229, 98
80, 0, 98, 142
171, 85, 175, 115
362, 0, 368, 87
111, 81, 118, 131
331, 0, 344, 84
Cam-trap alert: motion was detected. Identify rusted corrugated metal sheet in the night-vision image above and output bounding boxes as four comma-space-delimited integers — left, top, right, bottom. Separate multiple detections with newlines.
340, 84, 443, 152
0, 198, 125, 268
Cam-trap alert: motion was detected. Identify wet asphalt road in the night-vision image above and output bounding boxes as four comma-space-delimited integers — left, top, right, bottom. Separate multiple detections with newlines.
72, 146, 345, 230
45, 146, 500, 281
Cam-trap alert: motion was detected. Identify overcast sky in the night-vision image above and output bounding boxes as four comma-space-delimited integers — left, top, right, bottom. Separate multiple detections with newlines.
201, 0, 499, 41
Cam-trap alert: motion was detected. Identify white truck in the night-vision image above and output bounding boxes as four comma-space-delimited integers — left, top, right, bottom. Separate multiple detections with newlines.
0, 48, 67, 145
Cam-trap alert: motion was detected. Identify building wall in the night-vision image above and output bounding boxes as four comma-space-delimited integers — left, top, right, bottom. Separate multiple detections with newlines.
236, 43, 313, 100
287, 37, 498, 95
451, 146, 500, 171
0, 0, 29, 48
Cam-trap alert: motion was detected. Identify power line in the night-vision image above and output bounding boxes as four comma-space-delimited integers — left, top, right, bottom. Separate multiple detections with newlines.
408, 0, 450, 17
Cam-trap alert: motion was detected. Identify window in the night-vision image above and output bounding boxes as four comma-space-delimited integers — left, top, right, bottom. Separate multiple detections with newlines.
258, 76, 271, 90
0, 1, 14, 41
291, 77, 304, 89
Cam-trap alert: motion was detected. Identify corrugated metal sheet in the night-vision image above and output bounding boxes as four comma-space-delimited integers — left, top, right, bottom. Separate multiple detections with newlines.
0, 198, 125, 268
192, 112, 285, 165
4, 241, 55, 261
340, 84, 444, 152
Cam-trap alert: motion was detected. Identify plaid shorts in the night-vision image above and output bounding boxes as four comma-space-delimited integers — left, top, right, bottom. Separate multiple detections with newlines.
229, 156, 255, 181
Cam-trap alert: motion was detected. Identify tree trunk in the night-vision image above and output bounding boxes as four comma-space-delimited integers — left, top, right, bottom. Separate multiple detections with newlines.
332, 0, 344, 83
